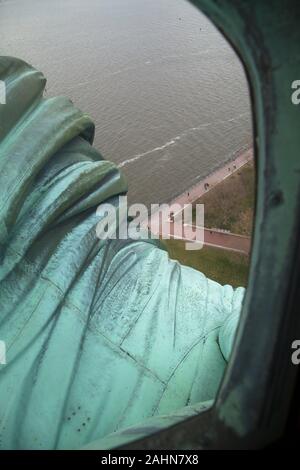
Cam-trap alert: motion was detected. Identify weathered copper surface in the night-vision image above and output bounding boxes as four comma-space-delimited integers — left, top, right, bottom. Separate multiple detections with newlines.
0, 56, 243, 449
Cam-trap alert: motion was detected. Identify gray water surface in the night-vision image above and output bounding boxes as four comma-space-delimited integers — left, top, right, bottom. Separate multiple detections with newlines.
0, 0, 252, 206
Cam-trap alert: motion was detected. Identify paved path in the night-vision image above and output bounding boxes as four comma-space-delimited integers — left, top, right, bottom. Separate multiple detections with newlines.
202, 227, 250, 254
169, 146, 253, 209
141, 146, 253, 254
155, 222, 251, 255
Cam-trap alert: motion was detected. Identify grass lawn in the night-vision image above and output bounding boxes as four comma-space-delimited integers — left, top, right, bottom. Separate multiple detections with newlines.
162, 239, 249, 288
161, 160, 254, 287
193, 161, 255, 236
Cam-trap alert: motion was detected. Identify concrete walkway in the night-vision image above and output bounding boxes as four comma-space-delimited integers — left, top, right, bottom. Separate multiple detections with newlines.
141, 145, 253, 254
168, 146, 253, 208
154, 222, 251, 255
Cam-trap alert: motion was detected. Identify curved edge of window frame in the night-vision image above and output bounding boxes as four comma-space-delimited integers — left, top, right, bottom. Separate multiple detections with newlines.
114, 0, 300, 450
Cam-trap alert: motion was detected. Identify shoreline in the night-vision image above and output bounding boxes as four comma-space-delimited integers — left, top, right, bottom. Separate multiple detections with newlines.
168, 144, 254, 208
141, 144, 254, 233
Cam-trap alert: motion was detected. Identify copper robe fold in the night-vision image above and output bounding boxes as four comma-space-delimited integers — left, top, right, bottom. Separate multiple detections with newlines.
0, 57, 243, 449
